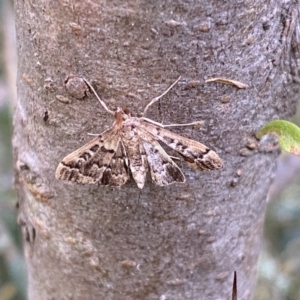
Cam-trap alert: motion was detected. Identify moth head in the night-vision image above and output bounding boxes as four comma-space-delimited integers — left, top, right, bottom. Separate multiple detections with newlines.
115, 107, 130, 125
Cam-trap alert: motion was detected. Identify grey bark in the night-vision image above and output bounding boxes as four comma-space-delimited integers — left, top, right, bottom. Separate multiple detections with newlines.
13, 1, 300, 299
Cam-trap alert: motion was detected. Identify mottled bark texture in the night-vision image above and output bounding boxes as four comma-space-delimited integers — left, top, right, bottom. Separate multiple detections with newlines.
13, 1, 300, 299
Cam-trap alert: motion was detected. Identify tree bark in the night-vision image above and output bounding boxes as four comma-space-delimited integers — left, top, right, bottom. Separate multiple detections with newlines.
13, 1, 300, 299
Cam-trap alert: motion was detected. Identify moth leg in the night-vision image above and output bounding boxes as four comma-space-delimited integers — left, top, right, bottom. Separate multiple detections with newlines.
142, 117, 204, 128
142, 76, 181, 117
169, 155, 180, 161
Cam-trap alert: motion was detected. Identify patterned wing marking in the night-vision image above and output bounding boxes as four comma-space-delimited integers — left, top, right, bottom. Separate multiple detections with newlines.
139, 130, 185, 186
139, 122, 223, 171
121, 127, 148, 189
55, 126, 120, 184
100, 140, 130, 186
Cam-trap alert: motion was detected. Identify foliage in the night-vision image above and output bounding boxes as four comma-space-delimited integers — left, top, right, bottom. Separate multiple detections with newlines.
0, 105, 26, 300
257, 120, 300, 156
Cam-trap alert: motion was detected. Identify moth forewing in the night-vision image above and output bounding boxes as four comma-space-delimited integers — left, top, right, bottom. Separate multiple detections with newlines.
138, 121, 223, 171
55, 125, 121, 184
100, 140, 130, 186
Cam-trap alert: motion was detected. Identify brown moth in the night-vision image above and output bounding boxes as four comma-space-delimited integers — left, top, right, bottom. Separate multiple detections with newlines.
55, 77, 223, 189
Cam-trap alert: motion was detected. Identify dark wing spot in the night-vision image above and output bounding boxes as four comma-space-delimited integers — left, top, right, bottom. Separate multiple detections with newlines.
101, 168, 111, 185
177, 142, 188, 151
164, 137, 174, 144
191, 148, 210, 160
69, 169, 79, 181
90, 144, 100, 152
100, 146, 115, 154
166, 164, 185, 182
203, 148, 210, 155
179, 154, 194, 163
79, 152, 92, 161
193, 152, 203, 159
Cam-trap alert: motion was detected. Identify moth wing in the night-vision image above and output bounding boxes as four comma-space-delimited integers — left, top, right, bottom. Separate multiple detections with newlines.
100, 140, 130, 186
140, 122, 223, 171
55, 126, 121, 184
139, 130, 185, 186
121, 129, 148, 189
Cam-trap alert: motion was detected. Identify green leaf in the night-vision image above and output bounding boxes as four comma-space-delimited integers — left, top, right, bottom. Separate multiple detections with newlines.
257, 120, 300, 156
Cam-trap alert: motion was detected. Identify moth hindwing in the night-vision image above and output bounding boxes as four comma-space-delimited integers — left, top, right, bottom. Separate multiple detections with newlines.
55, 77, 223, 189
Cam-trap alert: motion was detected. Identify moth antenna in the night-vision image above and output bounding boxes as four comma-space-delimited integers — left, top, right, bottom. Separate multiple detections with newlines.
83, 78, 115, 115
87, 133, 100, 136
142, 117, 204, 128
142, 76, 181, 117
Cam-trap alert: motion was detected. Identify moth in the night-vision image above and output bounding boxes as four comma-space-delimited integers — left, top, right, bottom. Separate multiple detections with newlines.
55, 77, 223, 189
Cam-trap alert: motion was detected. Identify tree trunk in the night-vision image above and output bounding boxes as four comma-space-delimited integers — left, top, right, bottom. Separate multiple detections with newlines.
13, 1, 300, 299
